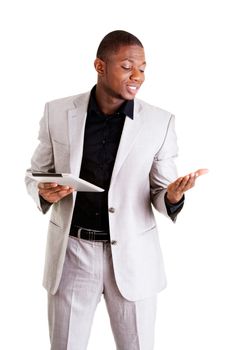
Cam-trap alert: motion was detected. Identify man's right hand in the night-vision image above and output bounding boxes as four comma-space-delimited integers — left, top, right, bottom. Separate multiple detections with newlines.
38, 182, 74, 203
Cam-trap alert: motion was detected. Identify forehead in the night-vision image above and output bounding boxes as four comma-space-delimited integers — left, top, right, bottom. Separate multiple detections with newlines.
109, 45, 146, 64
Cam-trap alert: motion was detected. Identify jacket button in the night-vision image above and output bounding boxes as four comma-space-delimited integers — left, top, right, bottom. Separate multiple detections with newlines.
111, 240, 117, 245
108, 207, 115, 213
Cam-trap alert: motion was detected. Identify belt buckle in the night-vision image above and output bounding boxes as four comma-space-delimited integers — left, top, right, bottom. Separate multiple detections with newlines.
77, 228, 95, 241
89, 230, 95, 241
76, 227, 108, 242
77, 227, 82, 239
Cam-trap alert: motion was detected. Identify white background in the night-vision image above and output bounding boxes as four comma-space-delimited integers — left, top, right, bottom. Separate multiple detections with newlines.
0, 0, 233, 349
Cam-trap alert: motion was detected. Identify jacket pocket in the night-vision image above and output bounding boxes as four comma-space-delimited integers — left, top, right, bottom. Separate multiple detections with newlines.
52, 138, 69, 147
49, 219, 62, 229
139, 224, 157, 236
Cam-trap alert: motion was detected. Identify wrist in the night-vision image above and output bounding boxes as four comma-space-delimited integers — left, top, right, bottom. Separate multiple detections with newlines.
166, 191, 183, 204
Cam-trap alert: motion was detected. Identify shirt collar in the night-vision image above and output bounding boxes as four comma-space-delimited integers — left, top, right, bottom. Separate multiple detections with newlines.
88, 85, 134, 119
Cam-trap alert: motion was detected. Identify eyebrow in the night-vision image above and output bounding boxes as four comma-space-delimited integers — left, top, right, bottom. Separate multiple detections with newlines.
121, 58, 147, 65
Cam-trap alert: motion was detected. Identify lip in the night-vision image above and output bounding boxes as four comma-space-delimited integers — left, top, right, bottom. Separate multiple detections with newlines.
126, 85, 140, 96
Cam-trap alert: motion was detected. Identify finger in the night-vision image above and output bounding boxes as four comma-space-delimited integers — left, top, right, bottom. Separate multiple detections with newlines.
173, 177, 185, 191
177, 173, 197, 192
175, 175, 190, 191
39, 184, 71, 194
181, 170, 207, 192
47, 185, 70, 193
40, 187, 74, 203
195, 168, 209, 177
51, 188, 74, 202
38, 182, 58, 189
57, 185, 71, 190
184, 169, 208, 190
183, 173, 197, 190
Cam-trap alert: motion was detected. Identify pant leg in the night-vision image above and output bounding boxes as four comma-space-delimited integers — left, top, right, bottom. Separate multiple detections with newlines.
48, 237, 104, 350
103, 244, 157, 350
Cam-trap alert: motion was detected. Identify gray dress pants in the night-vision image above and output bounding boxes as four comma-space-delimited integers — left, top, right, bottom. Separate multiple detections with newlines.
48, 236, 157, 350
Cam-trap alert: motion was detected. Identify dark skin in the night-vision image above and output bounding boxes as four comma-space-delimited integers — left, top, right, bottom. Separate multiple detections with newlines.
39, 45, 208, 203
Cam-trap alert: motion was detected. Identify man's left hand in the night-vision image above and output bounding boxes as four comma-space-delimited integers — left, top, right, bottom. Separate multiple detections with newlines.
166, 168, 209, 204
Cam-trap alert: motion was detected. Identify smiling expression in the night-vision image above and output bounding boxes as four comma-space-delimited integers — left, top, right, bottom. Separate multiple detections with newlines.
94, 45, 146, 110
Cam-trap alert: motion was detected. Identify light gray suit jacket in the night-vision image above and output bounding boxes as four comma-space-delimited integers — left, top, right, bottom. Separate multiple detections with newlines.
25, 91, 179, 301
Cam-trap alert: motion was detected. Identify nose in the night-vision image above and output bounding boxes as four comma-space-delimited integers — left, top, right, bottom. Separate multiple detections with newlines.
130, 68, 143, 82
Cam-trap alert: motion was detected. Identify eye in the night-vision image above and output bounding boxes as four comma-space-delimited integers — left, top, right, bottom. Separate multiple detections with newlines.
139, 66, 146, 73
122, 66, 132, 71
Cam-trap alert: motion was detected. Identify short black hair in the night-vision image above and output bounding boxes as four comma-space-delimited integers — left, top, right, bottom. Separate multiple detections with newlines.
96, 30, 143, 60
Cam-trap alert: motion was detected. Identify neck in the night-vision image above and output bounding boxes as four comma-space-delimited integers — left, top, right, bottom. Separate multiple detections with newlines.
95, 85, 124, 115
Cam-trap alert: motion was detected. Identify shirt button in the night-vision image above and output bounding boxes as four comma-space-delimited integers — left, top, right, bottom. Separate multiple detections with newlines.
108, 207, 115, 213
111, 240, 117, 245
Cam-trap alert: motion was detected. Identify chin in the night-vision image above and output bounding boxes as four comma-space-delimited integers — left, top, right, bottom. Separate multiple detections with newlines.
125, 95, 136, 101
119, 93, 135, 101
114, 88, 136, 101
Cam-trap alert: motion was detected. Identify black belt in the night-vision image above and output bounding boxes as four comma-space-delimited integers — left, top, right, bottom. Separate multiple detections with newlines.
70, 226, 110, 241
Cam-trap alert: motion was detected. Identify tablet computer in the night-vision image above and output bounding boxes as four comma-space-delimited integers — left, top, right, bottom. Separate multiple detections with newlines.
26, 172, 104, 192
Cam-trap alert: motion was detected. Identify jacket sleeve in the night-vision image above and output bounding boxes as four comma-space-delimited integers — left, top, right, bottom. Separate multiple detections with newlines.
25, 103, 54, 214
150, 114, 181, 222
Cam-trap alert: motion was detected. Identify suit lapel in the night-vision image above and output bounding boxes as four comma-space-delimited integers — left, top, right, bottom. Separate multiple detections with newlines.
110, 100, 143, 188
68, 92, 90, 176
68, 94, 143, 188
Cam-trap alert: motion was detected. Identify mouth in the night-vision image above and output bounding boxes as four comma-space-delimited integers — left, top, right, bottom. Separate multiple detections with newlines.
126, 85, 140, 95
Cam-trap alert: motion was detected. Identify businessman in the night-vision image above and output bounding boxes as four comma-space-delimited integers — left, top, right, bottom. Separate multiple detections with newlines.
26, 30, 207, 350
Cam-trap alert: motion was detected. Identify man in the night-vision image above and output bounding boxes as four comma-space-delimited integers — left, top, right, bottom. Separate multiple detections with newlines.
26, 30, 207, 350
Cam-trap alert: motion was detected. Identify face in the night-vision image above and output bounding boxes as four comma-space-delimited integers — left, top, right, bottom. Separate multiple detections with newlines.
95, 45, 146, 101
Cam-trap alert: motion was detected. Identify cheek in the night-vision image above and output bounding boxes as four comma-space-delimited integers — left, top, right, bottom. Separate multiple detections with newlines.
105, 69, 129, 91
111, 69, 129, 83
107, 75, 125, 89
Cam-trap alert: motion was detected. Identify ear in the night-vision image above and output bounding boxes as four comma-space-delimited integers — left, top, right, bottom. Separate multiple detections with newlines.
94, 58, 105, 75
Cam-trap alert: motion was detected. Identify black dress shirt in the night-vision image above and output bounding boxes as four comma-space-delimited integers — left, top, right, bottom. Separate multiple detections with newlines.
70, 86, 183, 234
70, 86, 133, 233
